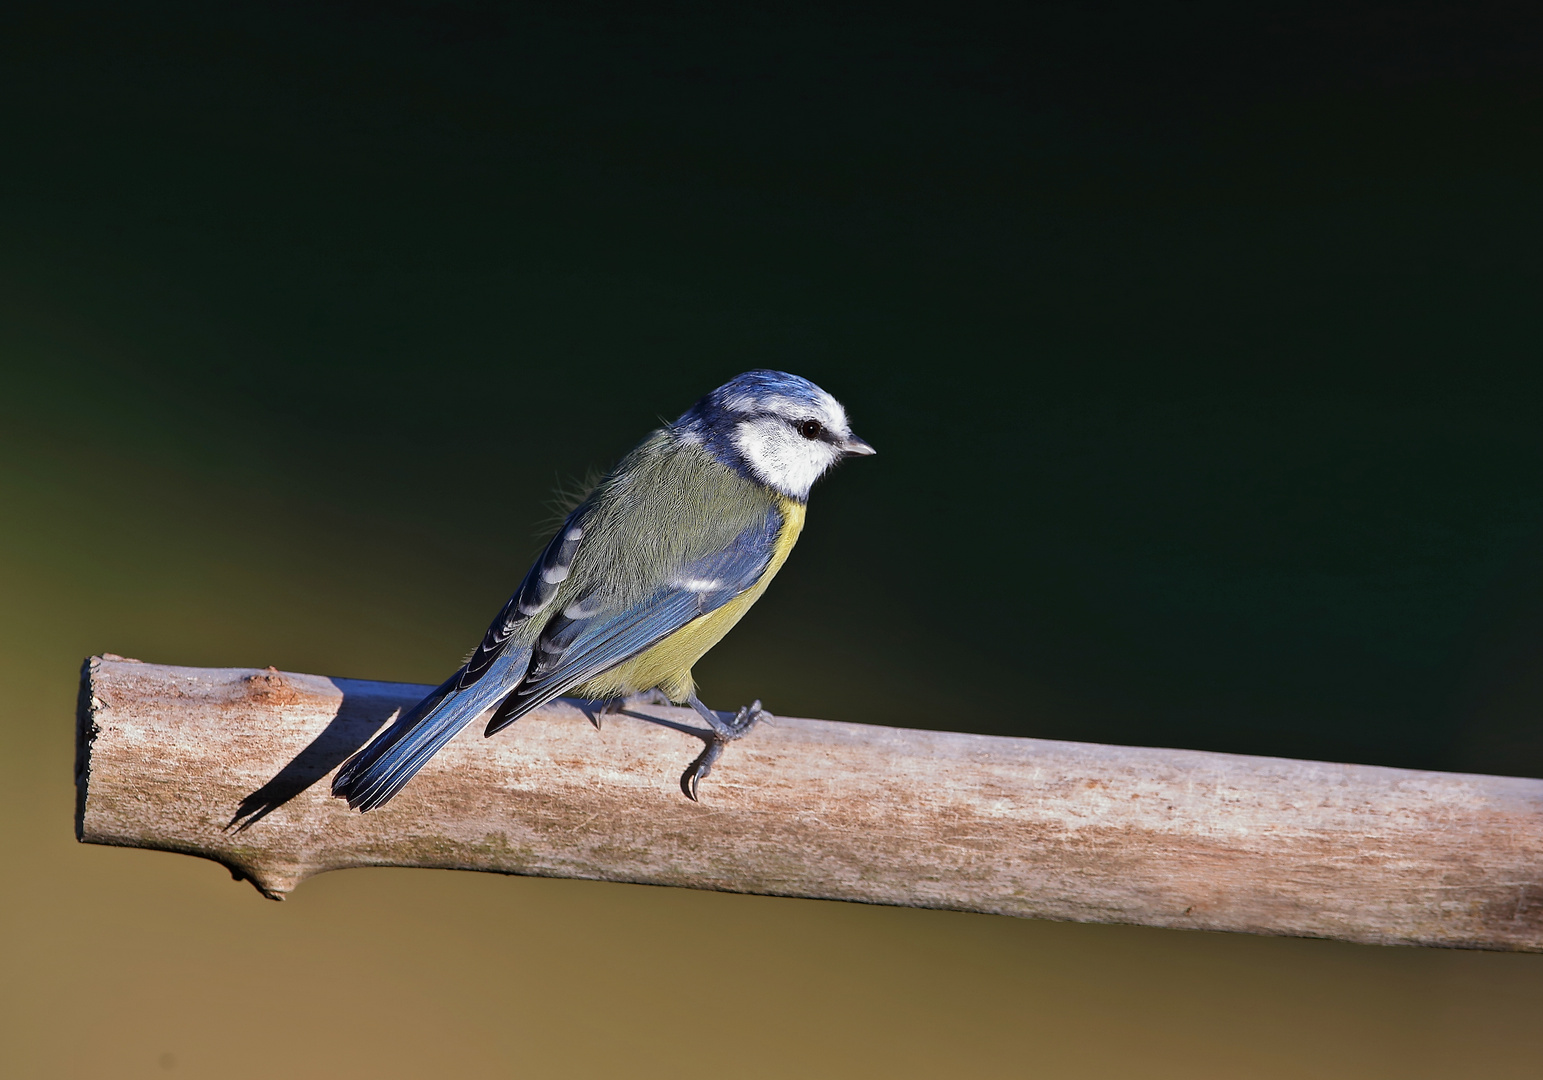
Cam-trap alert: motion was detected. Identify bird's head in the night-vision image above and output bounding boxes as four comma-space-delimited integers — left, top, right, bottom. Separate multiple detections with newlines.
674, 370, 876, 500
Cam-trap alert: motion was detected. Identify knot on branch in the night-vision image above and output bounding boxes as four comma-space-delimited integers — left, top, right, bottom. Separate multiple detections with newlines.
242, 667, 302, 706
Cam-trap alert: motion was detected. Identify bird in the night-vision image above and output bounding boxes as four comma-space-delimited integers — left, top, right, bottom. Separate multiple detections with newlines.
331, 370, 875, 811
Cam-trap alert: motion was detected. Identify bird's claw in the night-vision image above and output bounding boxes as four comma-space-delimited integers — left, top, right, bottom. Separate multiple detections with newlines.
588, 689, 671, 730
681, 739, 726, 801
588, 700, 616, 731
726, 699, 764, 738
679, 697, 766, 801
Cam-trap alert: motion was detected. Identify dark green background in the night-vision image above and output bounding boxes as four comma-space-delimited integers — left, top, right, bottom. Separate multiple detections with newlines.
3, 3, 1542, 1076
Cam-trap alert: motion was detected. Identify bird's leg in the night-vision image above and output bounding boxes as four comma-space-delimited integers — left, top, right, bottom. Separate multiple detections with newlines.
587, 689, 671, 730
680, 692, 766, 801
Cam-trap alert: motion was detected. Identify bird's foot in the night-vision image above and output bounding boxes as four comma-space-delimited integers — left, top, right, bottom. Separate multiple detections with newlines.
681, 694, 766, 801
587, 689, 671, 730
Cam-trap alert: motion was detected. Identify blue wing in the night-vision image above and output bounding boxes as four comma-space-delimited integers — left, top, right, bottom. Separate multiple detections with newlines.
333, 504, 782, 811
330, 645, 533, 812
483, 506, 783, 735
331, 508, 588, 812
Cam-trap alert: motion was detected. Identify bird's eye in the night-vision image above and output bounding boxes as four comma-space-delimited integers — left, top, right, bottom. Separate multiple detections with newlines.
797, 419, 824, 440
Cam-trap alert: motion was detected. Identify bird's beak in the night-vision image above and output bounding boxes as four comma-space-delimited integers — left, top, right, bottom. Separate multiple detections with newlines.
840, 434, 877, 457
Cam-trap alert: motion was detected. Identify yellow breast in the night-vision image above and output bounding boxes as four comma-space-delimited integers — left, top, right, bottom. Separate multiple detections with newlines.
574, 496, 807, 702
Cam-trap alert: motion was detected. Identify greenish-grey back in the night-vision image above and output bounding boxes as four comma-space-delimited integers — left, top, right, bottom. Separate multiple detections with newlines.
514, 430, 777, 643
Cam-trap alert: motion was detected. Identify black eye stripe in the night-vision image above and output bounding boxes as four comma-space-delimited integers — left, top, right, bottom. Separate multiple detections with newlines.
740, 411, 834, 441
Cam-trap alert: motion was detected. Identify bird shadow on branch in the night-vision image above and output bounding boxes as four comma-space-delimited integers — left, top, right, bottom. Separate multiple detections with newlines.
229, 683, 752, 830
227, 680, 403, 832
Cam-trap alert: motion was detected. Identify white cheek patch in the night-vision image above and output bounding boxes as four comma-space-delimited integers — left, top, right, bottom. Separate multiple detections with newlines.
734, 417, 840, 499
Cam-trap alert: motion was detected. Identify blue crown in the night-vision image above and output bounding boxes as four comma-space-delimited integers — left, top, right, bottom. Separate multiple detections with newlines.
673, 370, 834, 478
680, 370, 831, 424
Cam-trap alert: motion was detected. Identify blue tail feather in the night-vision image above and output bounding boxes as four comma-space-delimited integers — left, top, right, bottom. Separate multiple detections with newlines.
332, 646, 532, 812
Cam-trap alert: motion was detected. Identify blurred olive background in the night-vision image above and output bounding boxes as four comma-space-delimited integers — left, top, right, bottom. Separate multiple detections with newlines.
4, 1, 1543, 1076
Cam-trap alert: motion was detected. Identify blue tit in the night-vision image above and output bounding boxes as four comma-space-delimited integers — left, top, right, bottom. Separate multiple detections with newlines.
332, 370, 875, 810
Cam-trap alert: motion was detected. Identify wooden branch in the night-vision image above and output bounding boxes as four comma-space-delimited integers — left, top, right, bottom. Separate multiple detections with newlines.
74, 656, 1543, 951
